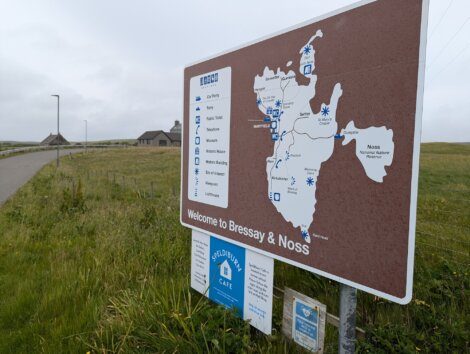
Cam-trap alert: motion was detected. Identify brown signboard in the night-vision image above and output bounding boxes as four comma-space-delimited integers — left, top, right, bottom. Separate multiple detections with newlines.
181, 0, 429, 304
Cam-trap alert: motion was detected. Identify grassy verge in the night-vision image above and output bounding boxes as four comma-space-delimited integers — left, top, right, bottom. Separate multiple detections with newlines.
0, 144, 37, 160
0, 144, 38, 151
0, 145, 468, 353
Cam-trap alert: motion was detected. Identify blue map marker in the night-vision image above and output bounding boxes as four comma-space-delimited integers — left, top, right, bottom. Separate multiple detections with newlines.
321, 106, 330, 116
306, 177, 314, 186
334, 133, 344, 140
301, 230, 309, 239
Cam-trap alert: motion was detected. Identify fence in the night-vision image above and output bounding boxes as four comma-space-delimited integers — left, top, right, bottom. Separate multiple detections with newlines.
415, 197, 470, 267
62, 168, 179, 200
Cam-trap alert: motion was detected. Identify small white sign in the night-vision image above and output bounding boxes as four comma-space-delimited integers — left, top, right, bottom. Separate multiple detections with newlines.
188, 67, 231, 208
190, 230, 210, 295
243, 248, 274, 334
190, 230, 274, 334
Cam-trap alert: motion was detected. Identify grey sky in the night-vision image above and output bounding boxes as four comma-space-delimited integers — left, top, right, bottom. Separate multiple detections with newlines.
0, 0, 469, 142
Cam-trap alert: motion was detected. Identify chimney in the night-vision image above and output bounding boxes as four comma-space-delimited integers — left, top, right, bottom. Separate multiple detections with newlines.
175, 120, 180, 126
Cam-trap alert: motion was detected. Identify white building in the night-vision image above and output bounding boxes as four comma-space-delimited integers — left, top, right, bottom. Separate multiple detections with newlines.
220, 259, 232, 280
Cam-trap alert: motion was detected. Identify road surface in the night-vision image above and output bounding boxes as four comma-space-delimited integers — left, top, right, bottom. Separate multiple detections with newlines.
0, 149, 83, 205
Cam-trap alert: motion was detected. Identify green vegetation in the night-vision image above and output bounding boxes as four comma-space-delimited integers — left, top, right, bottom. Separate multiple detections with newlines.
88, 139, 137, 146
0, 142, 38, 152
0, 144, 468, 353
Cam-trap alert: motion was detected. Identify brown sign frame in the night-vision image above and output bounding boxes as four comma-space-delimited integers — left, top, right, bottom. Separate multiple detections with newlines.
180, 0, 429, 304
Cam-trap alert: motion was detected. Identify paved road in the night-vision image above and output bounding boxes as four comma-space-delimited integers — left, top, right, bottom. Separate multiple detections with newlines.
0, 149, 83, 205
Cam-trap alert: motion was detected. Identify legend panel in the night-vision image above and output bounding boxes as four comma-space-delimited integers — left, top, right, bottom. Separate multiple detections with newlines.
188, 67, 231, 208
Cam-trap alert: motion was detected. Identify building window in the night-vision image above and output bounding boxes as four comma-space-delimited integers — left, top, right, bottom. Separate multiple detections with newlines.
159, 140, 167, 146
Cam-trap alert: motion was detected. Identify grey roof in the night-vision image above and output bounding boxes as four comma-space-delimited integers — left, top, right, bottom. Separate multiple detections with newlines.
138, 130, 181, 142
40, 134, 56, 145
137, 130, 163, 140
165, 132, 181, 142
40, 133, 70, 145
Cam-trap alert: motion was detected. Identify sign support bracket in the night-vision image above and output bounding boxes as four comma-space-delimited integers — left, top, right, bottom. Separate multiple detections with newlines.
338, 284, 357, 354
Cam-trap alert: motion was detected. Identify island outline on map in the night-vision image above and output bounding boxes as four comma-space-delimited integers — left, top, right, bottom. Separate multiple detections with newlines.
253, 29, 395, 243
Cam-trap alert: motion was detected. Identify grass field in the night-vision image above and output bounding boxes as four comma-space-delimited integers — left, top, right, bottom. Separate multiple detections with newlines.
0, 144, 468, 353
0, 143, 38, 152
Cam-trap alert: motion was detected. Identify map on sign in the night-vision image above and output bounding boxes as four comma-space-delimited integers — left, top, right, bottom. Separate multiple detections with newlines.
181, 0, 428, 304
253, 30, 394, 243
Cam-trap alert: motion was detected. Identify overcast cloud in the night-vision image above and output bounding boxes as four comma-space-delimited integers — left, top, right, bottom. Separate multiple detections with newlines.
0, 0, 469, 142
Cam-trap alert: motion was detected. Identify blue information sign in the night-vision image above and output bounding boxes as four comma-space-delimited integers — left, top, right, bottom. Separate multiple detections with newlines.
209, 237, 245, 315
191, 230, 274, 334
292, 298, 320, 351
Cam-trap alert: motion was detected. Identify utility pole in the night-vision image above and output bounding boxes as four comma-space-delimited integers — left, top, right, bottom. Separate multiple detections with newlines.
84, 119, 88, 152
51, 94, 60, 167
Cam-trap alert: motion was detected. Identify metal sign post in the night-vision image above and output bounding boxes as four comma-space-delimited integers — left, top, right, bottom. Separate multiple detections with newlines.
51, 94, 60, 167
84, 119, 88, 153
338, 284, 357, 354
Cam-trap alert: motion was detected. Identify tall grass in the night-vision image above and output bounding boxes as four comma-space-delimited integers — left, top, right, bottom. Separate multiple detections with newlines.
0, 145, 468, 353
